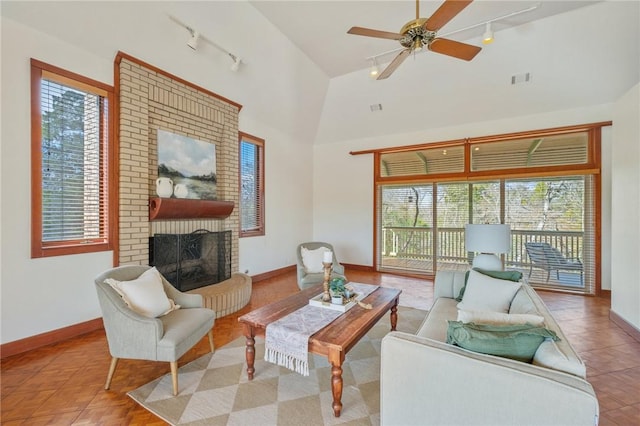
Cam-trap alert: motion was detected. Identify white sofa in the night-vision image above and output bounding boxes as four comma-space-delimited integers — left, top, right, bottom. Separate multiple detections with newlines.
380, 270, 599, 426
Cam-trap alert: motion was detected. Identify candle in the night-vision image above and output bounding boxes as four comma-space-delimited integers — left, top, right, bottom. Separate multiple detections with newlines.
323, 251, 333, 263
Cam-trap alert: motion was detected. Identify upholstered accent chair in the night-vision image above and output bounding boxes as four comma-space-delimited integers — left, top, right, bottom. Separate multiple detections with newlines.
296, 241, 346, 290
94, 265, 215, 395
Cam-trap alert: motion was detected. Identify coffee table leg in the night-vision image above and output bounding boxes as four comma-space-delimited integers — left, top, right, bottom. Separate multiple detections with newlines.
329, 350, 344, 417
390, 298, 399, 331
243, 324, 255, 380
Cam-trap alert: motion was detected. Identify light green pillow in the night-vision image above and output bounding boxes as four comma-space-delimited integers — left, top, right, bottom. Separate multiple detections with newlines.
455, 268, 523, 302
446, 321, 559, 363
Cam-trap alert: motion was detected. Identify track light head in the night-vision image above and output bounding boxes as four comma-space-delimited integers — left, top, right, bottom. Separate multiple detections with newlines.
482, 22, 494, 45
187, 29, 200, 50
369, 58, 379, 79
230, 54, 242, 72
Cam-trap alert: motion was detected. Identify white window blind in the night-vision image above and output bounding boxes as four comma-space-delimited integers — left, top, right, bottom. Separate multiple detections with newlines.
240, 134, 264, 236
40, 75, 108, 244
380, 145, 464, 177
377, 176, 596, 293
470, 133, 588, 171
378, 184, 435, 274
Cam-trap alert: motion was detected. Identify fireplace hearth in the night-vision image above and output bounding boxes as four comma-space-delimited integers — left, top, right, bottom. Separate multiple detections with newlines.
151, 229, 231, 292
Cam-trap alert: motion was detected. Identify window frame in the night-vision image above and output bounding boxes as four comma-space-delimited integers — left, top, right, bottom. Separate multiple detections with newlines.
238, 131, 265, 238
30, 59, 115, 258
366, 122, 607, 295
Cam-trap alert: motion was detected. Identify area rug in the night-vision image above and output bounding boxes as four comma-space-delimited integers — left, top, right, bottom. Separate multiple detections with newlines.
128, 306, 426, 425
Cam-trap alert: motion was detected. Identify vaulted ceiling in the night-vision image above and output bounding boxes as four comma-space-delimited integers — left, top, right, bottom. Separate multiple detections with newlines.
2, 1, 638, 145
250, 1, 601, 78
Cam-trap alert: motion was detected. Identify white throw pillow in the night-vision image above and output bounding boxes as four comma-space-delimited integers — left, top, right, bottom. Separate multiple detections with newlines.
301, 246, 329, 273
533, 340, 587, 378
457, 309, 545, 326
105, 267, 180, 318
457, 269, 521, 313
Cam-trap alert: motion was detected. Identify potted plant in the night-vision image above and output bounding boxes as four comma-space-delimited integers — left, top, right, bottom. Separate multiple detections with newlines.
329, 278, 346, 304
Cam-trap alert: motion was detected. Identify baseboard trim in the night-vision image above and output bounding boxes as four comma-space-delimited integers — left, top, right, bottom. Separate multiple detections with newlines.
1, 318, 104, 359
341, 263, 374, 272
251, 265, 296, 283
600, 289, 611, 298
610, 309, 640, 343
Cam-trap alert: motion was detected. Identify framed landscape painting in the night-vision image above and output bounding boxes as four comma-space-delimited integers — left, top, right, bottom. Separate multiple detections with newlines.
157, 129, 217, 200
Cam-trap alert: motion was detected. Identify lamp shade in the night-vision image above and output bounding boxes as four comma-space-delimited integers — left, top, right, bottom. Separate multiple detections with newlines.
465, 224, 511, 254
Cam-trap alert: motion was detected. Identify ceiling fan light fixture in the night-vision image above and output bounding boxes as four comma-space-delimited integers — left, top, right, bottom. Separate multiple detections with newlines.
482, 22, 494, 45
369, 58, 379, 79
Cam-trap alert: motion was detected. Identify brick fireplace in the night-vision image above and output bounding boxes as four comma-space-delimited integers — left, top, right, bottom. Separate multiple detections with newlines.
116, 52, 242, 273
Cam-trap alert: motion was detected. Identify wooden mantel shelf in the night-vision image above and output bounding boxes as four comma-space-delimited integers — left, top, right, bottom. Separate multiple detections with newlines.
149, 197, 234, 221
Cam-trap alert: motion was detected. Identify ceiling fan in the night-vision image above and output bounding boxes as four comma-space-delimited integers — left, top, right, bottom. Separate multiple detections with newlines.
347, 0, 481, 80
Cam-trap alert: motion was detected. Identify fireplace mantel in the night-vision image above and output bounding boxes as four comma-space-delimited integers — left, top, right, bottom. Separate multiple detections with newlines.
149, 197, 234, 221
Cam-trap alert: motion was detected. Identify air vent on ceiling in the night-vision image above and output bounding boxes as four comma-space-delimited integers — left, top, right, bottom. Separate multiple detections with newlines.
370, 103, 383, 112
511, 73, 532, 85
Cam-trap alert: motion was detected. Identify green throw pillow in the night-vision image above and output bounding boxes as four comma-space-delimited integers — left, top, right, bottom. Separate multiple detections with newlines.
455, 268, 523, 301
446, 321, 559, 363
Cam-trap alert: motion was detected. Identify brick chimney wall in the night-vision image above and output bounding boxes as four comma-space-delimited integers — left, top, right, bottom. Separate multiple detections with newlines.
117, 55, 240, 272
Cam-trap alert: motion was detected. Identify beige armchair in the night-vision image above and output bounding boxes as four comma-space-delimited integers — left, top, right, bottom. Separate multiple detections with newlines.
296, 241, 346, 290
94, 265, 215, 395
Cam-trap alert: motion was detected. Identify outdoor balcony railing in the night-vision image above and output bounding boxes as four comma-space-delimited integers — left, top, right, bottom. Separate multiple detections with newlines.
381, 226, 584, 272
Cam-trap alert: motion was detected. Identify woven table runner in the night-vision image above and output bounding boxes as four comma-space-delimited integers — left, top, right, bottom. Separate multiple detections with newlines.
265, 283, 378, 376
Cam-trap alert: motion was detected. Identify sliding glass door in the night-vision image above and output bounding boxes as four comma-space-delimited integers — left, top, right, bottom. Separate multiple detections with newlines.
377, 175, 596, 293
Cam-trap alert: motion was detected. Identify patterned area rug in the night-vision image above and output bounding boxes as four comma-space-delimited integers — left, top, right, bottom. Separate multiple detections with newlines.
128, 307, 426, 425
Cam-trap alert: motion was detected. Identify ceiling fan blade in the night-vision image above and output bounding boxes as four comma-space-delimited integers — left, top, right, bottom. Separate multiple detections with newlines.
347, 26, 403, 40
377, 49, 412, 80
424, 0, 473, 32
428, 38, 481, 61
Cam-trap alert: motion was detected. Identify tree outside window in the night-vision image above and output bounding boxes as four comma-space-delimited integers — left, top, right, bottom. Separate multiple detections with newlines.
239, 132, 264, 237
31, 59, 114, 258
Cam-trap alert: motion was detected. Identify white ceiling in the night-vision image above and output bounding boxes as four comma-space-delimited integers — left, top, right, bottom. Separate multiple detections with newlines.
2, 1, 638, 146
249, 1, 602, 78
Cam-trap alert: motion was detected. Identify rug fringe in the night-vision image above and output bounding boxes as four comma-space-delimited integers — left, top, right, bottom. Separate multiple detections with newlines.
265, 348, 309, 376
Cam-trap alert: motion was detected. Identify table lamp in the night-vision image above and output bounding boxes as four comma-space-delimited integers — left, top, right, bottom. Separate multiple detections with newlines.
464, 224, 511, 270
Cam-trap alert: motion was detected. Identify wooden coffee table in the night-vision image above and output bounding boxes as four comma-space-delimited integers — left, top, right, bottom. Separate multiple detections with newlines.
238, 283, 401, 417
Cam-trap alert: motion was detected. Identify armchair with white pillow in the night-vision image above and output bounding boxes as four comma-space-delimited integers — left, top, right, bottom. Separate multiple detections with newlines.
296, 241, 346, 290
94, 265, 216, 396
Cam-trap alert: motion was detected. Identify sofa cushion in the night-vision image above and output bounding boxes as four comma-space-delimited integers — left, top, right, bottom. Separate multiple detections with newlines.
446, 321, 559, 362
416, 297, 459, 342
105, 267, 180, 318
457, 310, 545, 326
457, 270, 521, 313
456, 268, 523, 301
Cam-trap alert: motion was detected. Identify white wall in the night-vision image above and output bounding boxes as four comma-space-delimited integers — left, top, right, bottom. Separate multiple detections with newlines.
313, 103, 615, 291
611, 83, 640, 330
1, 2, 328, 344
1, 18, 115, 344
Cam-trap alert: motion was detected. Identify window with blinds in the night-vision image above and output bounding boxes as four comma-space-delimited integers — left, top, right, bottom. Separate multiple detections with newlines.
31, 59, 113, 258
377, 176, 597, 294
239, 132, 265, 237
470, 133, 589, 171
377, 131, 592, 179
380, 144, 465, 177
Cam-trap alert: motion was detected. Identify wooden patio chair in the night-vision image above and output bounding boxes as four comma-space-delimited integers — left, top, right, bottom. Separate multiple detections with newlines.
524, 242, 583, 285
